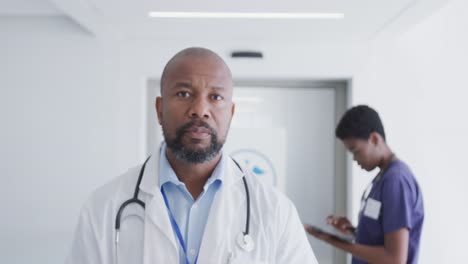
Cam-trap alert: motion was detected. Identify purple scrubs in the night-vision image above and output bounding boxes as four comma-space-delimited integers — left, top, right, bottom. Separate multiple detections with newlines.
353, 160, 424, 264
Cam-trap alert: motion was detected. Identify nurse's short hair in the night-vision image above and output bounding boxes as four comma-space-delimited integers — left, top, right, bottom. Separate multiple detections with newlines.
335, 105, 386, 141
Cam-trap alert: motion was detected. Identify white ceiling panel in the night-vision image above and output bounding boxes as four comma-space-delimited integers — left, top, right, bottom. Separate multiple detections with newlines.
0, 0, 62, 16
3, 0, 450, 42
83, 0, 433, 41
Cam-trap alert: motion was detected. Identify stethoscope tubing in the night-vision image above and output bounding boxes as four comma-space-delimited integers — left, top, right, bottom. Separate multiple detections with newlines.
115, 155, 251, 243
115, 156, 151, 234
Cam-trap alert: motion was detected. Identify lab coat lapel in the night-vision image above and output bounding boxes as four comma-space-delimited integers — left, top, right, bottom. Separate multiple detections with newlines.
197, 159, 246, 263
139, 147, 179, 263
143, 196, 179, 263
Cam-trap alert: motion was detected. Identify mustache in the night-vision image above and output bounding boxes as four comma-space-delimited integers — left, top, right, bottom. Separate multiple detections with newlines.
176, 120, 216, 136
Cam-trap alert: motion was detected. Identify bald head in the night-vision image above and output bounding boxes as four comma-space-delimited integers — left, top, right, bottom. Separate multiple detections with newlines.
160, 47, 232, 94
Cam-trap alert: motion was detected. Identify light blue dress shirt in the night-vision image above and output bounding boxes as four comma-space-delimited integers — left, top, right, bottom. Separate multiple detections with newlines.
159, 145, 224, 264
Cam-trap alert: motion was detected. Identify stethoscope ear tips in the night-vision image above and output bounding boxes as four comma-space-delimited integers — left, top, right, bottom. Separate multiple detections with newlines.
236, 232, 255, 252
115, 230, 120, 244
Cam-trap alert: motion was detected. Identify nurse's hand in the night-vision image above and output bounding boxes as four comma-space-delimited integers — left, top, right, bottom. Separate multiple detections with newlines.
326, 215, 355, 235
303, 224, 331, 241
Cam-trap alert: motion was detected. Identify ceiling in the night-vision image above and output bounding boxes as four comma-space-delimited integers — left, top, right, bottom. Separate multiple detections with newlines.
0, 0, 450, 42
0, 0, 61, 16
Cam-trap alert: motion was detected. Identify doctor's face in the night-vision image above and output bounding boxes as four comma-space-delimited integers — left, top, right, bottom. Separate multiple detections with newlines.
156, 53, 235, 164
342, 137, 379, 171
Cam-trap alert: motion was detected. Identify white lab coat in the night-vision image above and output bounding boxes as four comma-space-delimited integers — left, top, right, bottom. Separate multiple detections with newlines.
66, 148, 318, 264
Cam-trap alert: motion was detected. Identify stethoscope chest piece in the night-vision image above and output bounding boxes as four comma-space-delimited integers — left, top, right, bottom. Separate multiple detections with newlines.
236, 233, 255, 252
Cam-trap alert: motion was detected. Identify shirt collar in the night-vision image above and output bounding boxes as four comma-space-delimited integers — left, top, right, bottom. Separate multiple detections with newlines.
158, 143, 225, 190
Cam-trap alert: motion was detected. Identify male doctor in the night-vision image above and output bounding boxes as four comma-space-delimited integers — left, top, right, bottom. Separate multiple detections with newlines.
66, 47, 317, 264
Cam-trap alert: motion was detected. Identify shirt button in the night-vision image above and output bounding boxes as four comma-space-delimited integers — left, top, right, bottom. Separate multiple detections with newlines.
189, 249, 197, 256
192, 204, 198, 209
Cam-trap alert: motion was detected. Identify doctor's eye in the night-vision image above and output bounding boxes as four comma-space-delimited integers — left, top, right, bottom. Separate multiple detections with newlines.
176, 91, 191, 98
210, 94, 224, 101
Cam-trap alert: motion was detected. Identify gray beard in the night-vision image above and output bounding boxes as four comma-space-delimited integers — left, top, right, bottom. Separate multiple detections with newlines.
163, 120, 224, 164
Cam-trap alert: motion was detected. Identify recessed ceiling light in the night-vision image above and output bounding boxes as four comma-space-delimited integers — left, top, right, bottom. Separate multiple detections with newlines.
148, 12, 344, 19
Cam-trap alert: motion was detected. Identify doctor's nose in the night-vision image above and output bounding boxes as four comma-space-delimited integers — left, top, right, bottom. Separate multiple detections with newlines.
189, 97, 210, 119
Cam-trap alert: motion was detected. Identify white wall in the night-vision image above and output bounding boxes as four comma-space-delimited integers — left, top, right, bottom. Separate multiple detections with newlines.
353, 0, 468, 262
0, 16, 139, 263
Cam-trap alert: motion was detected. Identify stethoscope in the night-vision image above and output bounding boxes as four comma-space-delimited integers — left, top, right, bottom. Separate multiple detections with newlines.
114, 155, 254, 261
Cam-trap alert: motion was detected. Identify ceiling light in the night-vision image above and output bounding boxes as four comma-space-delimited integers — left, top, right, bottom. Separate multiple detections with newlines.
148, 12, 344, 19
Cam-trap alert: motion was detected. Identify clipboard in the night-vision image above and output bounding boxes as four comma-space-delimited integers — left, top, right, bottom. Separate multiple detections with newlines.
306, 225, 355, 243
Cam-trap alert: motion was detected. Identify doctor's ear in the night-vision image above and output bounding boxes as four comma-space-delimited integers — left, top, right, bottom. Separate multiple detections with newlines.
155, 97, 163, 125
231, 102, 236, 118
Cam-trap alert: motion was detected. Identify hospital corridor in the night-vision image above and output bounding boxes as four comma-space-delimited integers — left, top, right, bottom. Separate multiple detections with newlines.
1, 0, 467, 263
